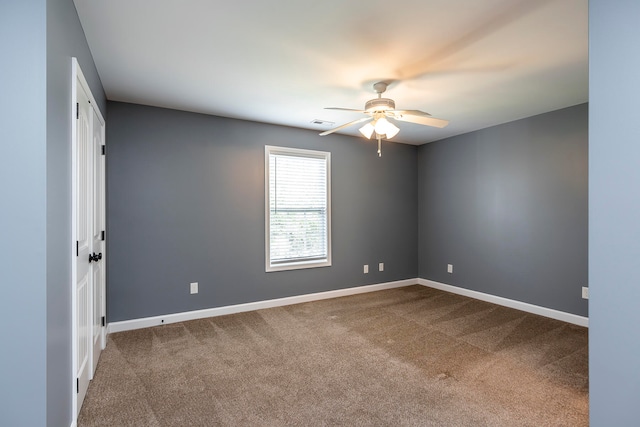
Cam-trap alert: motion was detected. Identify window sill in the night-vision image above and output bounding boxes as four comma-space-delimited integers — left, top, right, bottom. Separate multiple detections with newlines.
266, 259, 331, 273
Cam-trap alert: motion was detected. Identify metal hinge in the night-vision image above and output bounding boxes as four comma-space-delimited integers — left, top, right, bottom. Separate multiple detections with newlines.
101, 145, 105, 155
76, 241, 79, 257
101, 230, 105, 241
101, 316, 105, 327
76, 378, 79, 394
76, 103, 79, 119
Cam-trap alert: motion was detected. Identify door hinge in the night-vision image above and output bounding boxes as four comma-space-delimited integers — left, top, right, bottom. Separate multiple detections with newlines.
101, 230, 105, 241
101, 145, 105, 155
76, 241, 79, 257
76, 378, 79, 394
76, 103, 79, 119
102, 316, 106, 327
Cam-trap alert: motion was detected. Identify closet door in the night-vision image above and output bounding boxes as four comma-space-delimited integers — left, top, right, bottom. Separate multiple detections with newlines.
72, 58, 106, 418
74, 80, 92, 413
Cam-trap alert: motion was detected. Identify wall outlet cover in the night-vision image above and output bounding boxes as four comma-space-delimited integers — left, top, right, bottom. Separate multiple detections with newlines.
190, 282, 198, 294
447, 264, 453, 274
379, 262, 384, 272
363, 265, 369, 274
582, 287, 589, 299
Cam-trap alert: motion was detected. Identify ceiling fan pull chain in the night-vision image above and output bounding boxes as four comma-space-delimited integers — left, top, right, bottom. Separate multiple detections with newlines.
377, 137, 382, 157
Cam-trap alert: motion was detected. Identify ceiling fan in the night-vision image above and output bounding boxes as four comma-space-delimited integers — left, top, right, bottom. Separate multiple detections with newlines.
319, 81, 449, 156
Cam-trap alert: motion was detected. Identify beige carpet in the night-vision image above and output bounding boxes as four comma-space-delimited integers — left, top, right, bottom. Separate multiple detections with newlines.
79, 285, 588, 426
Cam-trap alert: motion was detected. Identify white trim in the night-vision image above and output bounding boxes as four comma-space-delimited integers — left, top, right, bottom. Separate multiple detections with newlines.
108, 277, 588, 334
264, 145, 332, 272
418, 278, 589, 327
108, 279, 416, 333
71, 57, 79, 424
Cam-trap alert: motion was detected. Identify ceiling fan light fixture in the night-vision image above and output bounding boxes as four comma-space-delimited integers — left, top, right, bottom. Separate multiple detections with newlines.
319, 81, 448, 156
374, 117, 389, 134
384, 122, 400, 138
374, 117, 399, 138
364, 98, 396, 113
359, 122, 375, 139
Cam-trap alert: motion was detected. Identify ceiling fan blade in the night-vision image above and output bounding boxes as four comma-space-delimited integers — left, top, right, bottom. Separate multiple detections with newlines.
319, 117, 372, 136
396, 0, 552, 80
389, 109, 432, 117
324, 107, 366, 113
394, 114, 449, 128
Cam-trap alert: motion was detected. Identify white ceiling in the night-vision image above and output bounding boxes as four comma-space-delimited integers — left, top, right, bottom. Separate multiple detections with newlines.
73, 0, 588, 145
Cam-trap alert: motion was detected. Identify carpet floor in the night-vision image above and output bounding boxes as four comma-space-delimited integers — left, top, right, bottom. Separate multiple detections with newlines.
78, 285, 588, 426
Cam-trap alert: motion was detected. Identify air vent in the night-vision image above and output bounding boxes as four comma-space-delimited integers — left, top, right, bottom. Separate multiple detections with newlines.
311, 119, 334, 126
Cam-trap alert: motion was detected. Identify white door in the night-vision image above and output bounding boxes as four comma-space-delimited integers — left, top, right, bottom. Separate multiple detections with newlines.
72, 58, 106, 419
74, 81, 92, 413
91, 107, 106, 375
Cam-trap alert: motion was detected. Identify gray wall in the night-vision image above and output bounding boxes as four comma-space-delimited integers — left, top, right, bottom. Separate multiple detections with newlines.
106, 102, 418, 322
418, 104, 588, 317
589, 0, 640, 424
0, 1, 105, 425
0, 2, 48, 425
46, 0, 106, 425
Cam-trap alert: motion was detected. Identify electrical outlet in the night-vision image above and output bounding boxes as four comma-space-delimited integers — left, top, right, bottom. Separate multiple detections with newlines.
447, 264, 453, 274
190, 282, 198, 294
364, 264, 369, 274
379, 262, 384, 272
582, 287, 589, 299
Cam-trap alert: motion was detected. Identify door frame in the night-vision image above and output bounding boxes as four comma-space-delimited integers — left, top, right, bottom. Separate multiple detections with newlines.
71, 57, 106, 420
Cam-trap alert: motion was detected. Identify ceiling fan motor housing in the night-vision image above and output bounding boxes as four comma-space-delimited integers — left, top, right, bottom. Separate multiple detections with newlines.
365, 98, 395, 113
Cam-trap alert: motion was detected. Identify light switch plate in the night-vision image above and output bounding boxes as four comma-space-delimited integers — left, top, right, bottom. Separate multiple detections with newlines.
190, 282, 198, 294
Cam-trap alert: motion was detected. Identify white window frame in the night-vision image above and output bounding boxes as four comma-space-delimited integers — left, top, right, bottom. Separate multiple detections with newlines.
265, 145, 332, 272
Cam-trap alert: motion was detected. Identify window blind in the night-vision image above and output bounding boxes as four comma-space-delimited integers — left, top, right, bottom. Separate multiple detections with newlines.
266, 146, 331, 271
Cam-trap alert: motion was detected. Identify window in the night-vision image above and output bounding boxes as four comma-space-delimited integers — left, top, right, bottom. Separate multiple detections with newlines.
265, 146, 331, 272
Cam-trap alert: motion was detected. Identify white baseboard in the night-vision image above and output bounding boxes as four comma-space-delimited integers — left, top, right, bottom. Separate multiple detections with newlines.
108, 278, 417, 333
418, 278, 588, 327
108, 277, 588, 333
